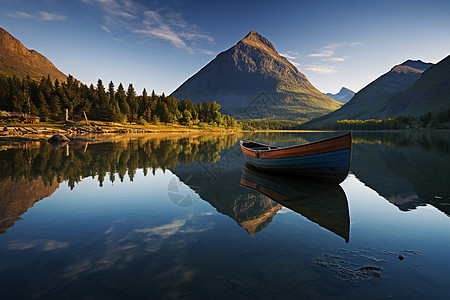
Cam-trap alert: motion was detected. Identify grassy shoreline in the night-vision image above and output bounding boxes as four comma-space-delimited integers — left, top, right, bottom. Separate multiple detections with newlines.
0, 120, 242, 142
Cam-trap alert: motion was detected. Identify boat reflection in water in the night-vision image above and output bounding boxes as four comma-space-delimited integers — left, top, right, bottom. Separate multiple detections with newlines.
240, 163, 350, 242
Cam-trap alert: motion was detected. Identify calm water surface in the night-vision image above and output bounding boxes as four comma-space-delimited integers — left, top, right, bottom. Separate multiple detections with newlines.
0, 131, 449, 299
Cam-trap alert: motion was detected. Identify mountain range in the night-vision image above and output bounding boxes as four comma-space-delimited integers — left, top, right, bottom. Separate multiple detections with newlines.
304, 59, 446, 128
325, 87, 355, 103
1, 25, 449, 126
0, 27, 66, 82
170, 30, 342, 121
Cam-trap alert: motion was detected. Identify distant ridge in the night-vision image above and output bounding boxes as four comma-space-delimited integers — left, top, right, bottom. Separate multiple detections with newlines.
385, 54, 450, 116
325, 87, 355, 103
170, 30, 341, 120
305, 59, 434, 128
0, 27, 66, 82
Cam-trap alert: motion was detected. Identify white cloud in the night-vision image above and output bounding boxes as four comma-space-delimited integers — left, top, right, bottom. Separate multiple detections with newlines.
291, 61, 301, 67
7, 11, 34, 19
100, 25, 111, 33
198, 49, 216, 55
280, 50, 299, 59
349, 41, 364, 47
305, 65, 338, 74
180, 33, 214, 44
38, 11, 67, 21
134, 28, 187, 48
307, 42, 359, 66
83, 0, 214, 54
308, 50, 334, 57
7, 11, 66, 21
324, 57, 347, 62
324, 43, 341, 50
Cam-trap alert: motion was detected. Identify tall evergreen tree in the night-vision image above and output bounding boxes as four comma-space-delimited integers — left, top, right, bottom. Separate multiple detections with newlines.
126, 83, 137, 122
108, 81, 115, 105
117, 83, 129, 118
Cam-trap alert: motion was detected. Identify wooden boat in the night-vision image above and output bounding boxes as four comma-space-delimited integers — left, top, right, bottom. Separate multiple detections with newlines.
240, 163, 350, 242
240, 131, 352, 184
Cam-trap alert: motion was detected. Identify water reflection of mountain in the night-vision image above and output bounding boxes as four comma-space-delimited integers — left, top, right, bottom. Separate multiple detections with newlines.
171, 144, 282, 235
240, 164, 350, 242
351, 132, 450, 216
0, 177, 59, 234
171, 141, 350, 240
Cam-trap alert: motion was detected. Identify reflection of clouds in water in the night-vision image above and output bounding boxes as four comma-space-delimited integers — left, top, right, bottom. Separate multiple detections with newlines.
104, 227, 113, 234
63, 216, 214, 279
198, 211, 218, 216
134, 219, 186, 237
8, 239, 69, 251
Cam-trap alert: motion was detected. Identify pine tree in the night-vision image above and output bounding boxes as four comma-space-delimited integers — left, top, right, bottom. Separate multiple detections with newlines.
108, 81, 115, 105
126, 83, 137, 122
116, 83, 129, 117
37, 91, 50, 120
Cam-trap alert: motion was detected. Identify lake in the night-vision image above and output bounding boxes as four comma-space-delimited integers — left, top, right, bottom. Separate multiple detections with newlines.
1, 131, 449, 299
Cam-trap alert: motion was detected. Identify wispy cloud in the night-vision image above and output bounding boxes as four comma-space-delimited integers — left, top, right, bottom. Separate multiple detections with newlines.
83, 0, 214, 54
280, 50, 299, 60
198, 49, 216, 55
38, 11, 67, 21
100, 25, 111, 33
308, 50, 334, 57
305, 64, 338, 74
324, 57, 348, 62
349, 41, 364, 47
291, 61, 301, 67
7, 11, 34, 19
308, 43, 341, 57
7, 10, 66, 21
306, 41, 363, 73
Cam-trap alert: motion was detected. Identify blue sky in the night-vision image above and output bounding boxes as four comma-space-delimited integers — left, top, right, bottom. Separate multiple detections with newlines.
1, 0, 449, 95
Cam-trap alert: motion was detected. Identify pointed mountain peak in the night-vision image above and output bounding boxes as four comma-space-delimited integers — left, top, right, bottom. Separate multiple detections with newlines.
239, 30, 277, 53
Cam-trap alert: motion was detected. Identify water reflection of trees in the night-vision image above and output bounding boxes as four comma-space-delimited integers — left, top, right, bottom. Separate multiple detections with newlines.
353, 131, 450, 154
0, 133, 241, 189
351, 131, 450, 216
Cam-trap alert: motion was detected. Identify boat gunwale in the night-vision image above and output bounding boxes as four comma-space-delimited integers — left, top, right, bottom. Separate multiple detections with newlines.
240, 131, 352, 154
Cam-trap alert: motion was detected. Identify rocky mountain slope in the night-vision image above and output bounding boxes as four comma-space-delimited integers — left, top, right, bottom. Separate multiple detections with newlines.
0, 27, 66, 82
170, 30, 341, 120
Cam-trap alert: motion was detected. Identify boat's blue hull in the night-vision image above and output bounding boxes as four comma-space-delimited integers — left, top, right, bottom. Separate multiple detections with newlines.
243, 148, 351, 182
240, 132, 352, 183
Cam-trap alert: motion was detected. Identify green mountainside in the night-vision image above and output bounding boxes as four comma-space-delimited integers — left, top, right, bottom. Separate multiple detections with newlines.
170, 30, 341, 121
305, 60, 434, 128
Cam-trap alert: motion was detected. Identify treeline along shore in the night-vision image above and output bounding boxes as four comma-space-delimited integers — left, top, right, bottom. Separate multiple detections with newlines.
0, 74, 238, 129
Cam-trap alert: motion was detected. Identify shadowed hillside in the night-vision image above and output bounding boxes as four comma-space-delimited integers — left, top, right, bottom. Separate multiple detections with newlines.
305, 60, 433, 128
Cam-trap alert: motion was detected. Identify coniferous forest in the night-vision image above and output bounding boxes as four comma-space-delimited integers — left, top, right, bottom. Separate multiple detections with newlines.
0, 74, 238, 128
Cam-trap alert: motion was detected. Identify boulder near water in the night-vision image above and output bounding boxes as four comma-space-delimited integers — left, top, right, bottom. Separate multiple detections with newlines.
48, 134, 70, 143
